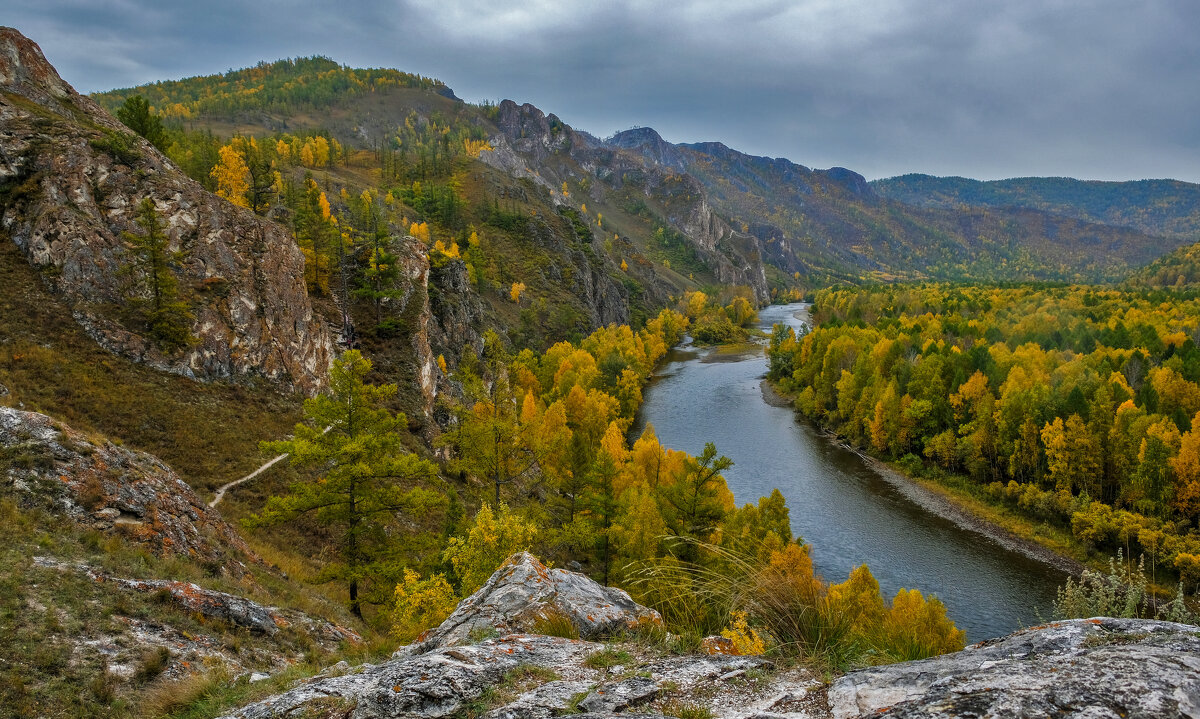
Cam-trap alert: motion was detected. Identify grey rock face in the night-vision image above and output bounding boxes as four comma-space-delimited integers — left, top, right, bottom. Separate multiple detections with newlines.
221, 635, 602, 719
0, 27, 332, 394
577, 676, 659, 714
405, 552, 662, 655
828, 617, 1200, 719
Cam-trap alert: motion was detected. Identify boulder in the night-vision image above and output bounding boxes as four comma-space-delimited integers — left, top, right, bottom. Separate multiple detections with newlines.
828, 617, 1200, 718
221, 635, 601, 719
405, 552, 662, 655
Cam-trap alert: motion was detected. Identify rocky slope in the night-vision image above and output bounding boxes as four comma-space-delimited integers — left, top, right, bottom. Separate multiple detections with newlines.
1, 405, 254, 573
828, 617, 1200, 718
1, 406, 363, 712
485, 101, 770, 304
221, 552, 1200, 719
0, 27, 332, 394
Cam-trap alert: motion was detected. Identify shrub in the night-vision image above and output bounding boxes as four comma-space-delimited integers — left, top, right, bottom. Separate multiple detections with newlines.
443, 503, 537, 595
630, 540, 965, 671
720, 610, 766, 655
393, 569, 458, 642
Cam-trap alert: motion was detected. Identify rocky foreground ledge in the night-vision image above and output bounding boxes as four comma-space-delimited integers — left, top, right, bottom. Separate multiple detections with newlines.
223, 553, 1200, 719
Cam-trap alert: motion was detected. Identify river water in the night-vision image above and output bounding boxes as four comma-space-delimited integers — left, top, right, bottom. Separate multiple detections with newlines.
631, 303, 1064, 642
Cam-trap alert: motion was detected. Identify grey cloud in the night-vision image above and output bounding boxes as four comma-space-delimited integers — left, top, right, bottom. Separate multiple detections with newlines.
7, 0, 1199, 181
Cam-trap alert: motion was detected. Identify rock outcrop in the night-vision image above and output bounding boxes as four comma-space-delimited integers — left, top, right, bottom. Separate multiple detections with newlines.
405, 552, 662, 656
0, 27, 332, 393
829, 617, 1200, 718
34, 556, 361, 643
224, 554, 1200, 719
1, 406, 255, 573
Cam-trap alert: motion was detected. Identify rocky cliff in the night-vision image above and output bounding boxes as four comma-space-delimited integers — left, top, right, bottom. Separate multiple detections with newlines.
0, 27, 332, 394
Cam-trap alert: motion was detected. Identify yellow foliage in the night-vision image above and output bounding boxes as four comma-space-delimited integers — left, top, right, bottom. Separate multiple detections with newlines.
463, 138, 494, 158
409, 221, 431, 243
443, 503, 538, 595
720, 610, 767, 655
211, 144, 250, 208
621, 259, 629, 272
393, 569, 458, 641
437, 354, 448, 375
510, 281, 526, 303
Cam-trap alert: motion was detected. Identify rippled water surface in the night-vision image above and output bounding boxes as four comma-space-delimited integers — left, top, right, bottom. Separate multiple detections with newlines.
632, 303, 1064, 641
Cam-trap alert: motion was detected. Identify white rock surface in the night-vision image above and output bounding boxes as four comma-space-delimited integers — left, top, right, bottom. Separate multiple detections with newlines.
829, 617, 1200, 718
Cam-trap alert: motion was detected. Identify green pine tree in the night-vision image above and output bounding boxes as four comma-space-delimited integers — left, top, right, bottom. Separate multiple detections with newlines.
122, 198, 194, 352
246, 350, 444, 618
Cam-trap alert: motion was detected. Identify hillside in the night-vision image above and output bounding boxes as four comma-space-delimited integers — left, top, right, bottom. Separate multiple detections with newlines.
88, 55, 1190, 313
612, 130, 1185, 284
872, 173, 1200, 242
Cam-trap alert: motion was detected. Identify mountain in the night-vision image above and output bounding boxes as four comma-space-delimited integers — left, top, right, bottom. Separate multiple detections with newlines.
0, 27, 332, 394
88, 54, 1192, 333
610, 129, 1188, 284
872, 174, 1200, 242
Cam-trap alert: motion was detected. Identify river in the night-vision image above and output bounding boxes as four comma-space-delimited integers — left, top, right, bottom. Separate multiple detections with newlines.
631, 303, 1065, 642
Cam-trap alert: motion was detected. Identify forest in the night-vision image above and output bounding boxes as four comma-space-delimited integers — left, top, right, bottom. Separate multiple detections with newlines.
88, 89, 969, 668
767, 284, 1200, 592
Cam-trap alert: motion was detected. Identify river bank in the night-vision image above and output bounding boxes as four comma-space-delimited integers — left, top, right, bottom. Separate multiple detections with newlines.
759, 378, 1086, 578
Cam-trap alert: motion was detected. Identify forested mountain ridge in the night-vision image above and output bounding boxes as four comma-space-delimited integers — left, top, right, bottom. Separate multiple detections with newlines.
611, 129, 1188, 284
872, 174, 1200, 242
89, 54, 1191, 314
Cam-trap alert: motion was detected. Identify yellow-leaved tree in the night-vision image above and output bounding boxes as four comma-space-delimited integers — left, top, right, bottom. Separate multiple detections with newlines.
443, 503, 538, 596
211, 144, 250, 208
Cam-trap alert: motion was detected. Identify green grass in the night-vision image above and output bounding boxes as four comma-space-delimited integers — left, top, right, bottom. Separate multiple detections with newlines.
582, 647, 632, 669
0, 492, 369, 719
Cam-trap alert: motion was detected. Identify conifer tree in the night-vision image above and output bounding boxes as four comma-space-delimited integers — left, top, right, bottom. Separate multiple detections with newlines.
122, 198, 194, 351
247, 350, 442, 618
115, 95, 167, 150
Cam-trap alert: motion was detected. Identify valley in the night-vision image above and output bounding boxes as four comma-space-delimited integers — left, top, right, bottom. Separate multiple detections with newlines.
1, 21, 1199, 719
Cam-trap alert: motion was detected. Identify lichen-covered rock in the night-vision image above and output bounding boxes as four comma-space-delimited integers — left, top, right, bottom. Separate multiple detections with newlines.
0, 27, 332, 394
405, 552, 662, 655
2, 406, 253, 573
484, 679, 593, 719
577, 676, 659, 714
828, 617, 1200, 718
221, 635, 602, 719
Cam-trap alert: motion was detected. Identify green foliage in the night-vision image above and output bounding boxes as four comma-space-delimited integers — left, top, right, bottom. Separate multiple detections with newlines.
121, 198, 195, 351
247, 350, 443, 617
89, 130, 141, 166
93, 57, 448, 120
114, 95, 167, 150
1053, 551, 1198, 624
582, 647, 632, 669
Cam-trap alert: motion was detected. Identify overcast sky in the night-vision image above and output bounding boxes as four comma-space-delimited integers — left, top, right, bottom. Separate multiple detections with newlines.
9, 0, 1200, 182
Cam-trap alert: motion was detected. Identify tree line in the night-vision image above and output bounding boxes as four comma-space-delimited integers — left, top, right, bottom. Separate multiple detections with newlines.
767, 284, 1200, 591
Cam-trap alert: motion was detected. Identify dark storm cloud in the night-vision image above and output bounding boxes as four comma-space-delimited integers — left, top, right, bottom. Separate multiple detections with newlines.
8, 0, 1200, 181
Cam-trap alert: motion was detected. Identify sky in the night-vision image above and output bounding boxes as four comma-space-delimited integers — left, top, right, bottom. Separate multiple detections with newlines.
8, 0, 1200, 182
